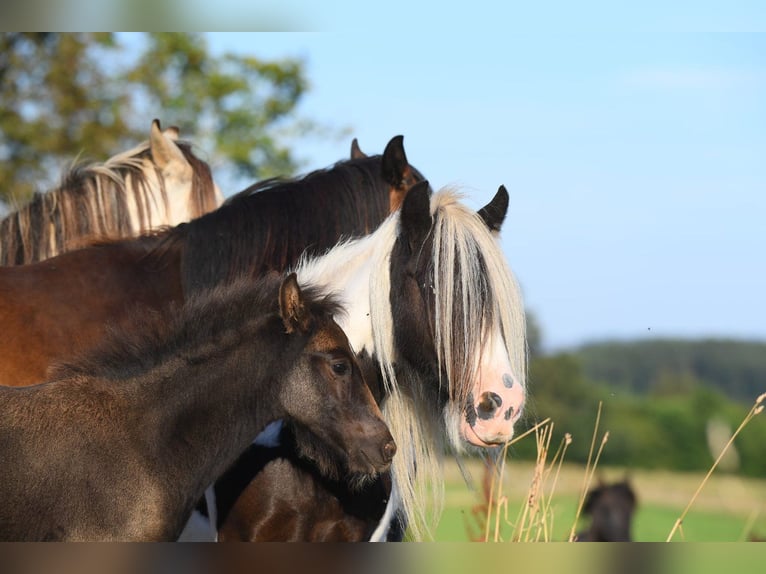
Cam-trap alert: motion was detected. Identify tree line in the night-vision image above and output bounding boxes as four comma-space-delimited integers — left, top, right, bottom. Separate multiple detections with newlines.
510, 338, 766, 476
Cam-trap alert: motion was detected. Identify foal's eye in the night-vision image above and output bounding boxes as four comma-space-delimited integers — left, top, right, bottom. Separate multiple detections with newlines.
331, 361, 349, 375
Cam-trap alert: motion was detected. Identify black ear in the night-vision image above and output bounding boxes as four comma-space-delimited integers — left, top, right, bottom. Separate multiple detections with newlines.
381, 135, 408, 186
279, 273, 311, 334
399, 180, 432, 251
350, 138, 367, 159
477, 185, 509, 233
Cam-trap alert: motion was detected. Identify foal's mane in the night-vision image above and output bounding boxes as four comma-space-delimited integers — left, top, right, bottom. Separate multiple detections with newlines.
179, 154, 411, 295
0, 138, 216, 265
49, 275, 341, 383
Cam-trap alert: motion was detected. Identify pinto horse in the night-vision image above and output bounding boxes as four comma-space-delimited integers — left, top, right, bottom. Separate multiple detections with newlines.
213, 182, 527, 542
0, 273, 395, 541
0, 135, 421, 388
0, 119, 222, 266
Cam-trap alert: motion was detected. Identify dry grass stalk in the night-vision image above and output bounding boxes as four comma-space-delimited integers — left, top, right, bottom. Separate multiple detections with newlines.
480, 417, 574, 542
666, 391, 765, 542
567, 401, 610, 541
468, 402, 612, 543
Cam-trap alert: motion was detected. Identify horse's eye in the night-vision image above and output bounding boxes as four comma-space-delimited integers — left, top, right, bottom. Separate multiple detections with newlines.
331, 361, 349, 375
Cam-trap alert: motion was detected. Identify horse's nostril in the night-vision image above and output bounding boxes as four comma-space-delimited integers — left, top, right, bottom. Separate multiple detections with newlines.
383, 440, 397, 461
477, 391, 503, 419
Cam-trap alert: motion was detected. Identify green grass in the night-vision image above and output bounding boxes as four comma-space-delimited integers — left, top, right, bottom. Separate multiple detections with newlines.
430, 459, 766, 542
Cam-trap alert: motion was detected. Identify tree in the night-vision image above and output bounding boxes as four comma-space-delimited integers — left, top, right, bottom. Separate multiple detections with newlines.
0, 32, 326, 207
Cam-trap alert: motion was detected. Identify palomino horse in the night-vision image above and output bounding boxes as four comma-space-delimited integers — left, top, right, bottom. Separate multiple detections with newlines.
575, 479, 637, 542
214, 182, 527, 541
0, 119, 222, 265
0, 135, 423, 388
0, 273, 395, 541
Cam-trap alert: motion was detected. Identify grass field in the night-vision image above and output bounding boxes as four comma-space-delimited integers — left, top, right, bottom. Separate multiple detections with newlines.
432, 458, 766, 542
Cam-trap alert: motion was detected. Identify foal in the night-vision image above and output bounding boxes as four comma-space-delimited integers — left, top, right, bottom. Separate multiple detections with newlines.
0, 274, 395, 541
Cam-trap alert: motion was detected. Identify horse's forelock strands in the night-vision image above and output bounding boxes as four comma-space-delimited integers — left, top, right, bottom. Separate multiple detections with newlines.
366, 188, 526, 540
430, 190, 527, 434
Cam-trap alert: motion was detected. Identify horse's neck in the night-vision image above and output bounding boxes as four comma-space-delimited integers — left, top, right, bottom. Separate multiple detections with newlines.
295, 217, 396, 356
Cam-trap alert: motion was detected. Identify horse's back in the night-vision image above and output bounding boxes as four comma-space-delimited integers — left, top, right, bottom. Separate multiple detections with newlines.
0, 237, 183, 387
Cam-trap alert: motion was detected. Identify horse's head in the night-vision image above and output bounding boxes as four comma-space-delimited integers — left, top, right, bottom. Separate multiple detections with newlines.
351, 135, 427, 213
144, 119, 222, 226
277, 273, 397, 482
388, 182, 527, 448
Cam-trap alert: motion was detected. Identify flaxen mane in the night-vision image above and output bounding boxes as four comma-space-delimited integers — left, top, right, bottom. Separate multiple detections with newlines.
0, 139, 216, 265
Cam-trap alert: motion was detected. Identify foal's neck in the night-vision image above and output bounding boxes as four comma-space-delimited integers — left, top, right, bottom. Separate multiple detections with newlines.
135, 321, 285, 506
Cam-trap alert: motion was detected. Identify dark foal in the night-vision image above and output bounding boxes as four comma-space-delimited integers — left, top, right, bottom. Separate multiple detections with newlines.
0, 274, 395, 541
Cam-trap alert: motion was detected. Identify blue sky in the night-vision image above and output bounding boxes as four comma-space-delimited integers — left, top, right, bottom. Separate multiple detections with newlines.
198, 31, 765, 351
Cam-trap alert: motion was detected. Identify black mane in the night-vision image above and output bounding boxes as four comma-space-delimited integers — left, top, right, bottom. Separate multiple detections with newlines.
178, 155, 416, 295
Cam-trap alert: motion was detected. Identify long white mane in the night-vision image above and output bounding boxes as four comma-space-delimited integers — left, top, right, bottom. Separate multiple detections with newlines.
295, 187, 527, 541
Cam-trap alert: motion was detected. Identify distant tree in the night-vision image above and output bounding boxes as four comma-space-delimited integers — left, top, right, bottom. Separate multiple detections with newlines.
0, 32, 327, 207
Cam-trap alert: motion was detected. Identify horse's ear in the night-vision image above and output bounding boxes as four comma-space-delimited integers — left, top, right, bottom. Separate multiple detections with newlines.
381, 135, 410, 187
399, 180, 432, 251
350, 138, 367, 159
279, 273, 311, 334
150, 118, 188, 169
163, 125, 180, 141
477, 185, 509, 233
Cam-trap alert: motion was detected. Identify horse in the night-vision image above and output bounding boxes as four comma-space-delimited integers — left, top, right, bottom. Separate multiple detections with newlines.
574, 479, 637, 542
213, 182, 527, 542
0, 119, 222, 266
0, 272, 395, 541
0, 134, 422, 388
178, 135, 422, 294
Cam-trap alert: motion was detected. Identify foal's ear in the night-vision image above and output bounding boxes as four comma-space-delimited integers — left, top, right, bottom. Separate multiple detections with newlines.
477, 185, 509, 233
381, 135, 410, 187
350, 138, 367, 159
279, 273, 311, 334
399, 180, 432, 251
150, 118, 188, 169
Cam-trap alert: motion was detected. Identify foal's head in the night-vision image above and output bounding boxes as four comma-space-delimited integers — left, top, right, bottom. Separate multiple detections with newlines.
278, 274, 397, 482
